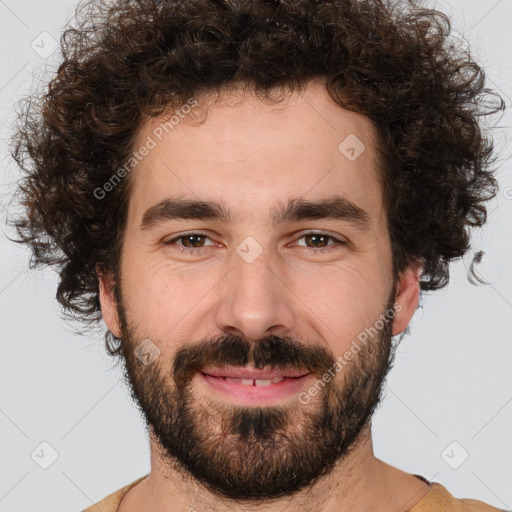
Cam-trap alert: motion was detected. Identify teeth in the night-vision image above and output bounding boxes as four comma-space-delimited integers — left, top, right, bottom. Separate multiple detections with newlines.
254, 379, 272, 386
221, 377, 287, 386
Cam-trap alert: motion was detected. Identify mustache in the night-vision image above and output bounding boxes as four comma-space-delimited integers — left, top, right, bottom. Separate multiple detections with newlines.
172, 334, 337, 386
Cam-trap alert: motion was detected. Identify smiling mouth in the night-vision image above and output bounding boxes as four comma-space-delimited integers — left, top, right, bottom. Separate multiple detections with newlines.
199, 366, 313, 404
201, 365, 310, 380
201, 374, 303, 386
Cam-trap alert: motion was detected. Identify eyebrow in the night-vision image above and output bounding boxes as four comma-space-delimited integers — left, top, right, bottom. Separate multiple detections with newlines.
139, 195, 371, 232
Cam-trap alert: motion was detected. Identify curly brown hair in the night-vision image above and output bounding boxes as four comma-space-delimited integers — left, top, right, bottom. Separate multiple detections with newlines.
7, 0, 505, 339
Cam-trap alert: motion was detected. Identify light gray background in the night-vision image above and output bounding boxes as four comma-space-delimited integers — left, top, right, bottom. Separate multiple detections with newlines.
0, 1, 511, 511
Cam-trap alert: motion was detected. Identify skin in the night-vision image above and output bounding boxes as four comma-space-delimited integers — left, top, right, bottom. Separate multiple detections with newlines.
98, 78, 430, 511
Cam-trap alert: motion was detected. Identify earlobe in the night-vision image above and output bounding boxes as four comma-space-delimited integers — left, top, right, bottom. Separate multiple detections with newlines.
96, 264, 122, 338
391, 262, 422, 336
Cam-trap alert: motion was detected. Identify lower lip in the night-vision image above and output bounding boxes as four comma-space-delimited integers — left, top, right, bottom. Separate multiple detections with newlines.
199, 372, 313, 405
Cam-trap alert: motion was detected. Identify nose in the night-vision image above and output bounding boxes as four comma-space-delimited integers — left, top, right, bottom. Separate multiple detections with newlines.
214, 245, 296, 342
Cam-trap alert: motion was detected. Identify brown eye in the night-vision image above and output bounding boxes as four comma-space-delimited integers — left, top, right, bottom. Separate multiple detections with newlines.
176, 234, 207, 248
162, 232, 216, 253
295, 232, 346, 251
303, 233, 331, 248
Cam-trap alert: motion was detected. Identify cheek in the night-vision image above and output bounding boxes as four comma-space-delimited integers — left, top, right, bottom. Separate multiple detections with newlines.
302, 263, 391, 353
120, 256, 219, 335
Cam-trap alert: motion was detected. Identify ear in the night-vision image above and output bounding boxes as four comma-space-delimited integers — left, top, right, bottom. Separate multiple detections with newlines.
392, 261, 422, 336
96, 264, 122, 338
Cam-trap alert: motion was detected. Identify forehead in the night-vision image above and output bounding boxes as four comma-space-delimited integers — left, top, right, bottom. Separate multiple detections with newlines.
127, 80, 385, 228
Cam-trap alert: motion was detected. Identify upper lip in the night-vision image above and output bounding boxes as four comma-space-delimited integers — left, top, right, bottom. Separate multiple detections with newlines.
201, 366, 310, 380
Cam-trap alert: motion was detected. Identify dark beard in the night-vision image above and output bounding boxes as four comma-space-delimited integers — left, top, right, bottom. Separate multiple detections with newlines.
115, 288, 398, 502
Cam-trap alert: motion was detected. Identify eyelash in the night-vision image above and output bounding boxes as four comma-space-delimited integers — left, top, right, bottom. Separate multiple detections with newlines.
162, 231, 347, 254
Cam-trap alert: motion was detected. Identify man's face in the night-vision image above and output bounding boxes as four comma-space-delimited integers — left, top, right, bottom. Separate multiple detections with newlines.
99, 79, 420, 501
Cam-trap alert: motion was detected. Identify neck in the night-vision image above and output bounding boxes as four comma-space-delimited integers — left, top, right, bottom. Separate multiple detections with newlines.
118, 424, 431, 512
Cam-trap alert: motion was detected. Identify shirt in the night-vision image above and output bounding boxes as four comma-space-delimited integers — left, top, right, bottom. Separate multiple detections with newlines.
81, 474, 507, 512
